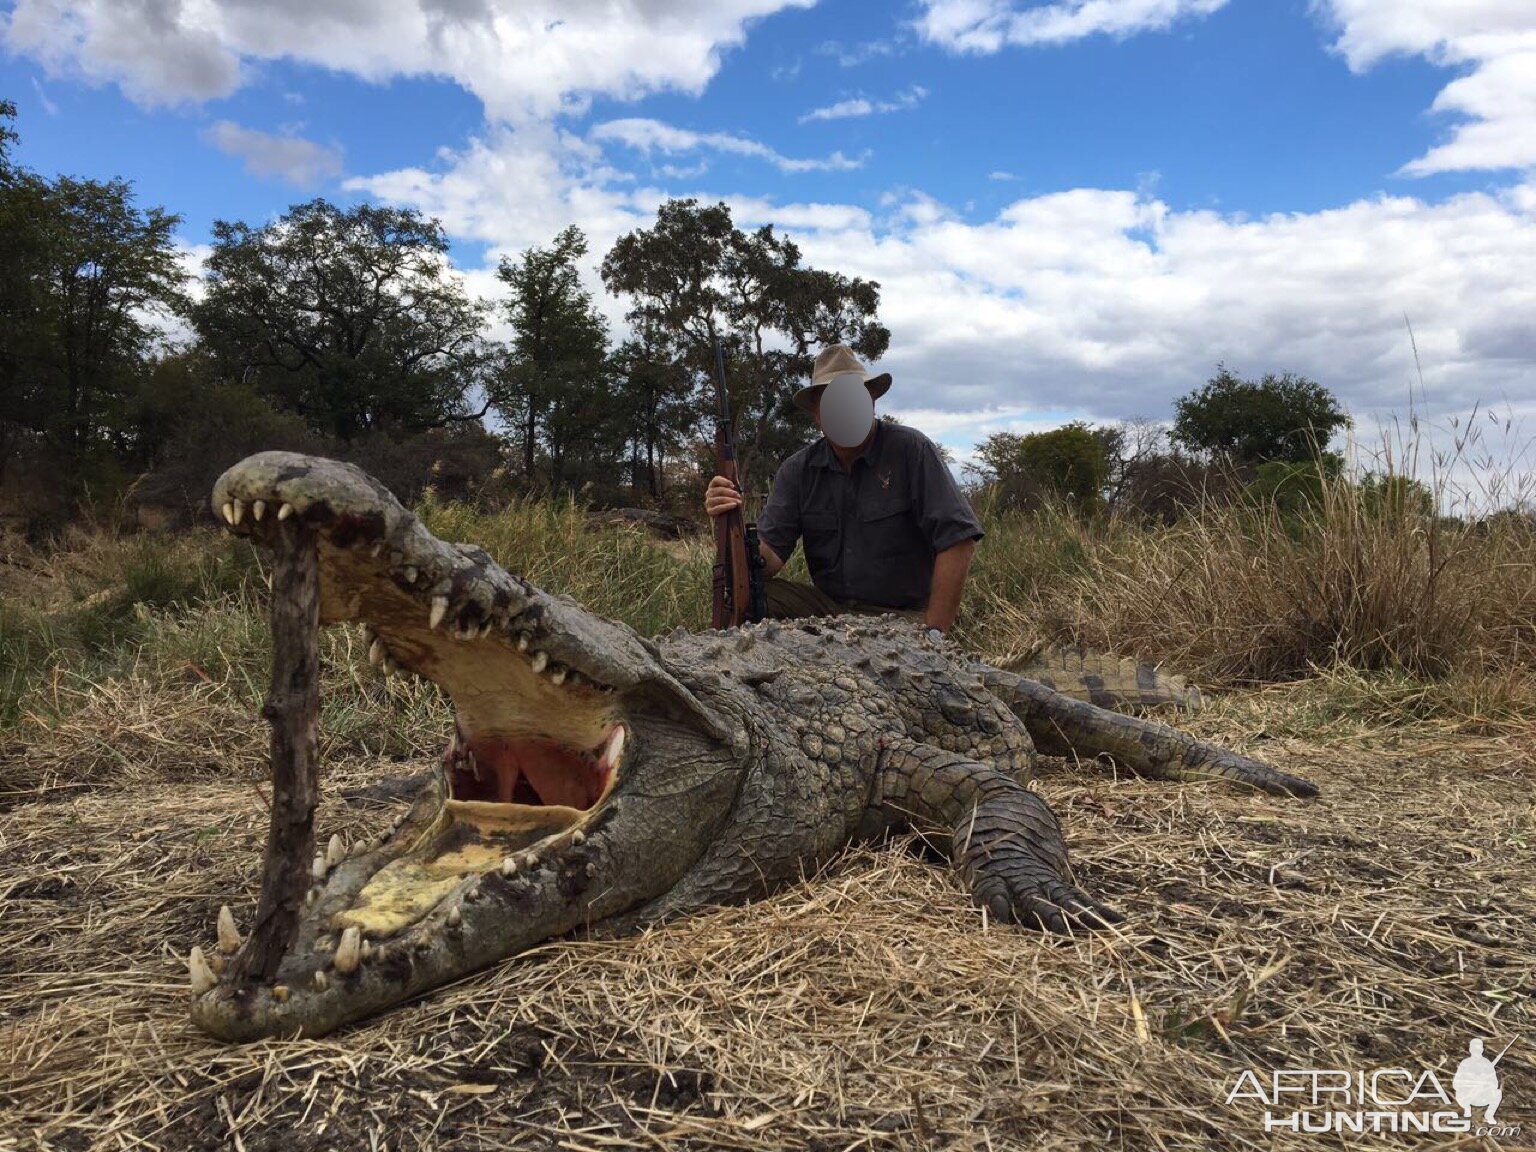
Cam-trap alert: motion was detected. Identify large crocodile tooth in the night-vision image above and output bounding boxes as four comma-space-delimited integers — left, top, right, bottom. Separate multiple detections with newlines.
231, 499, 245, 525
501, 856, 518, 876
549, 666, 567, 686
311, 854, 327, 883
188, 946, 216, 996
334, 926, 362, 975
516, 634, 530, 652
221, 502, 236, 525
446, 905, 462, 927
429, 596, 449, 630
369, 638, 387, 667
313, 970, 328, 991
326, 834, 345, 869
403, 566, 418, 585
530, 651, 548, 674
522, 852, 539, 870
605, 725, 627, 768
252, 499, 267, 522
569, 830, 585, 846
277, 502, 294, 521
216, 905, 241, 954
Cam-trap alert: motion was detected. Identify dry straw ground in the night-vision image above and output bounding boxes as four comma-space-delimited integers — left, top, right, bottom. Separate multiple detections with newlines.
2, 499, 1534, 1150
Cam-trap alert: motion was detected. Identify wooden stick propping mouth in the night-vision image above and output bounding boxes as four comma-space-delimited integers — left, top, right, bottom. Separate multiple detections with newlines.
229, 520, 322, 985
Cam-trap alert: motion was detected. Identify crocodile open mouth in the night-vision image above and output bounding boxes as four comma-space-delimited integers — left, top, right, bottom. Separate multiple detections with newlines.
447, 725, 623, 809
190, 452, 706, 1039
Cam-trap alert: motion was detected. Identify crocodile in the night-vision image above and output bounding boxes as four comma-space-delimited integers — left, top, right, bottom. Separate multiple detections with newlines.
189, 451, 1318, 1042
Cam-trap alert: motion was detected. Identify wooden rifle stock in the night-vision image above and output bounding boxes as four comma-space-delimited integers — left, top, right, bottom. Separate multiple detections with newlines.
711, 428, 753, 630
710, 339, 763, 629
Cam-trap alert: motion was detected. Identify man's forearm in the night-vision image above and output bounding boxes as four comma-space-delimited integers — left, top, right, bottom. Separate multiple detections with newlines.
760, 539, 784, 578
926, 539, 976, 632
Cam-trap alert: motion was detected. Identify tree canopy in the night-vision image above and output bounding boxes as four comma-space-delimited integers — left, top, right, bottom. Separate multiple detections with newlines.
1171, 367, 1348, 465
0, 101, 187, 490
601, 198, 889, 489
194, 199, 490, 442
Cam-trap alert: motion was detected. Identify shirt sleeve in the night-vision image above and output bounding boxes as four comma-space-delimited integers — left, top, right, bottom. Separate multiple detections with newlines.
755, 457, 802, 562
912, 434, 985, 552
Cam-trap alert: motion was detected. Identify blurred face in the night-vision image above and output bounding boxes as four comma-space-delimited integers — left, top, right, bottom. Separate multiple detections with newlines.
814, 372, 875, 448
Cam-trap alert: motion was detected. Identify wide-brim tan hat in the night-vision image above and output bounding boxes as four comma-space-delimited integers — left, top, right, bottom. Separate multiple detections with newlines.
793, 343, 892, 413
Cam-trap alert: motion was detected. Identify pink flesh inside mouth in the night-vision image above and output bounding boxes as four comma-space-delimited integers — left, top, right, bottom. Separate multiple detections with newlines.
447, 724, 623, 810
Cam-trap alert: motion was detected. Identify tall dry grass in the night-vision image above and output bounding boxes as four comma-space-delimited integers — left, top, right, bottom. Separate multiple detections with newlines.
6, 408, 1536, 751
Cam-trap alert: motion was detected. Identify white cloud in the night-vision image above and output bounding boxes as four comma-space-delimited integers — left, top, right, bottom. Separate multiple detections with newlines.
799, 85, 927, 123
988, 171, 1017, 181
1313, 1, 1536, 174
1, 0, 814, 121
30, 76, 59, 115
592, 118, 867, 173
916, 0, 1228, 53
357, 115, 1536, 456
203, 120, 343, 186
816, 38, 903, 67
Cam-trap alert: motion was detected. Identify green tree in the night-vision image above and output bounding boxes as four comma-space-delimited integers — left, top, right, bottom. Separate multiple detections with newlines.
1171, 366, 1348, 465
612, 327, 698, 500
194, 199, 490, 442
493, 225, 616, 492
0, 103, 187, 492
601, 199, 888, 488
969, 422, 1110, 513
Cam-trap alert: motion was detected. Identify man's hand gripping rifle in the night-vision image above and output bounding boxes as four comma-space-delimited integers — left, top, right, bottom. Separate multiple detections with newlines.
711, 340, 767, 629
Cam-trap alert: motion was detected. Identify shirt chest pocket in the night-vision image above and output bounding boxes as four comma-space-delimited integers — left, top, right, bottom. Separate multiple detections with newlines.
859, 494, 917, 556
800, 511, 842, 570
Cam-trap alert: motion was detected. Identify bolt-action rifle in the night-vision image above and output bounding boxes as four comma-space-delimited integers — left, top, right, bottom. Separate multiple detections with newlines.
710, 340, 767, 629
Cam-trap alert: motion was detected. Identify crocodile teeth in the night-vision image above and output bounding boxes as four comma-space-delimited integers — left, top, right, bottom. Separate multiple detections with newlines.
313, 970, 328, 991
516, 634, 530, 652
501, 856, 518, 876
530, 651, 548, 674
251, 499, 266, 522
369, 638, 387, 667
326, 834, 346, 869
216, 905, 241, 954
334, 926, 362, 975
605, 725, 627, 768
549, 667, 567, 686
523, 852, 539, 870
429, 596, 449, 630
231, 499, 245, 525
446, 906, 462, 927
403, 566, 418, 585
361, 940, 373, 962
188, 946, 216, 996
478, 621, 494, 638
221, 502, 236, 525
272, 984, 290, 1002
570, 830, 585, 846
311, 854, 327, 883
277, 502, 294, 521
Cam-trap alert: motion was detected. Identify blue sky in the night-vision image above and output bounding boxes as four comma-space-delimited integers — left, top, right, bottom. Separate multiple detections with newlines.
4, 0, 1535, 491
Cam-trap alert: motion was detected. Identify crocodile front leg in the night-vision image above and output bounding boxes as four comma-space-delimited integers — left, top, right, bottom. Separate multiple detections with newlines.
979, 667, 1320, 798
872, 740, 1123, 933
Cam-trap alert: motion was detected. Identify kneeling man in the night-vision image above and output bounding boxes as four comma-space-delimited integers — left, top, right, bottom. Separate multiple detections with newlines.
704, 344, 983, 634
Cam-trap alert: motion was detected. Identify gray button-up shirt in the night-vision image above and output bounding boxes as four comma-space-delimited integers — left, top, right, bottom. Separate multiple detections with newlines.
756, 421, 984, 610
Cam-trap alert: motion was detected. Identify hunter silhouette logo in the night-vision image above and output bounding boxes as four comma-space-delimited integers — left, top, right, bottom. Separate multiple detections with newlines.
1455, 1037, 1511, 1123
1226, 1036, 1522, 1137
878, 469, 892, 490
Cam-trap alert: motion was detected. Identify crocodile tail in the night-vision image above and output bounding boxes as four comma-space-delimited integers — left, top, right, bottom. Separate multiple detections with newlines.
991, 645, 1204, 712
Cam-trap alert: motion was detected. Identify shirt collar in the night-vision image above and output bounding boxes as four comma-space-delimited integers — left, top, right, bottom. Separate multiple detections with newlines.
810, 420, 885, 472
